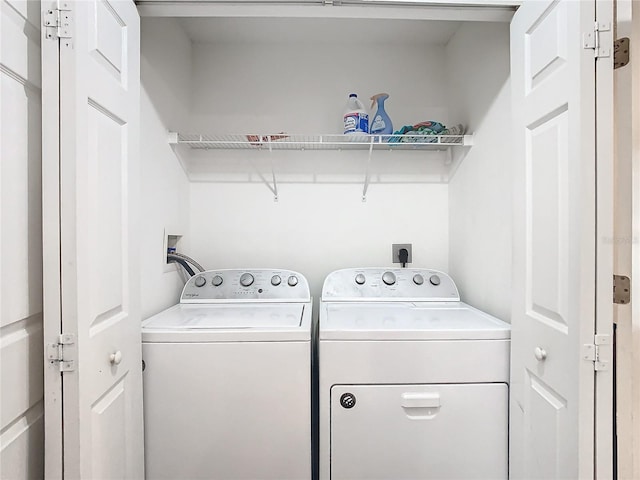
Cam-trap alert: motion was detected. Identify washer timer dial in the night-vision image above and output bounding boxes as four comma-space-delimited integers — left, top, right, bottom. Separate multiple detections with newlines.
382, 271, 396, 286
239, 273, 255, 287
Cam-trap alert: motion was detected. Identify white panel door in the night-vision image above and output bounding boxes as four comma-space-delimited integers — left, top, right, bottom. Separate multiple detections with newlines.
0, 1, 44, 478
41, 0, 143, 478
510, 1, 612, 478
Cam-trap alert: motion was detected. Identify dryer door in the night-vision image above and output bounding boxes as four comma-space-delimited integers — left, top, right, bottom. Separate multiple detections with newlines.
330, 383, 508, 480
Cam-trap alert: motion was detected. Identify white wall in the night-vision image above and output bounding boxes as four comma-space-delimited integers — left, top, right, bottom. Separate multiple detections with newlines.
189, 38, 452, 134
139, 18, 192, 318
0, 1, 44, 478
190, 183, 449, 301
446, 22, 513, 321
183, 34, 454, 300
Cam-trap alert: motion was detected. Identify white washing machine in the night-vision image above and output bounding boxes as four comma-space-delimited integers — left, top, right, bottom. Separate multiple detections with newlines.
318, 268, 511, 480
142, 269, 312, 480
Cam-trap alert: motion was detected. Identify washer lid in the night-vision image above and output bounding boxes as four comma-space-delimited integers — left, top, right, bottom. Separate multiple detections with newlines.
142, 303, 305, 330
320, 302, 510, 340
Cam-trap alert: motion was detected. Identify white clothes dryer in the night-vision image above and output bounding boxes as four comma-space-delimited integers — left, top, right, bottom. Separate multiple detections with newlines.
318, 268, 511, 480
142, 269, 312, 480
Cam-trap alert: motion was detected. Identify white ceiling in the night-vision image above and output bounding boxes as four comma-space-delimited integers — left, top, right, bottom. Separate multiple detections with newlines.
178, 17, 462, 46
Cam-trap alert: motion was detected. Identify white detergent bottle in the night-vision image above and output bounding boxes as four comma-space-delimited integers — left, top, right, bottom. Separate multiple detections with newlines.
343, 93, 369, 135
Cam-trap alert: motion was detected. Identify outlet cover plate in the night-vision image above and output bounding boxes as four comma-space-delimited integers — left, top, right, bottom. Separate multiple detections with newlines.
392, 244, 412, 264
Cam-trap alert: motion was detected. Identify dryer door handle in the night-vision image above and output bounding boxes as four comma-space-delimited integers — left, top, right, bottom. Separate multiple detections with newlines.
401, 392, 441, 409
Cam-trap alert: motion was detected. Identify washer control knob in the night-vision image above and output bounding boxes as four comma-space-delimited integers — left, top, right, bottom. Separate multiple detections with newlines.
413, 274, 424, 285
355, 273, 366, 285
287, 275, 298, 287
271, 275, 282, 286
212, 275, 223, 287
429, 275, 441, 286
194, 276, 206, 288
382, 271, 396, 286
239, 273, 254, 287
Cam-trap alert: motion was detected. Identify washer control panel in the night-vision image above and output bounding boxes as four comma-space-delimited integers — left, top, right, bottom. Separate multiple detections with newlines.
181, 269, 310, 303
321, 268, 459, 301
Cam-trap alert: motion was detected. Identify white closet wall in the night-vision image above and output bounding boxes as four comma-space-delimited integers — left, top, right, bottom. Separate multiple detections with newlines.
140, 18, 192, 318
187, 21, 454, 134
0, 1, 44, 477
140, 17, 514, 307
190, 182, 449, 301
447, 22, 513, 321
182, 19, 456, 299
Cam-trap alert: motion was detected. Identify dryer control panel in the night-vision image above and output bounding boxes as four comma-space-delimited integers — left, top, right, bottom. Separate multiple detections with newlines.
181, 269, 310, 303
322, 268, 459, 302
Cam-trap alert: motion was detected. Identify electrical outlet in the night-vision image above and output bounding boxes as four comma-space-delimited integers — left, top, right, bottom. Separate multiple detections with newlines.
392, 244, 412, 264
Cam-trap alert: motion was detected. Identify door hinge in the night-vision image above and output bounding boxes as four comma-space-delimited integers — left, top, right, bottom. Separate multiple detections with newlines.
582, 334, 611, 371
43, 3, 72, 40
46, 333, 75, 372
614, 37, 630, 69
583, 21, 611, 58
613, 274, 631, 304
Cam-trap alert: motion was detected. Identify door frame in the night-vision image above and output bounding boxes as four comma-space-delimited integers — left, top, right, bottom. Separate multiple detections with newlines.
614, 1, 640, 478
624, 0, 640, 478
595, 0, 615, 478
631, 3, 640, 474
41, 0, 63, 477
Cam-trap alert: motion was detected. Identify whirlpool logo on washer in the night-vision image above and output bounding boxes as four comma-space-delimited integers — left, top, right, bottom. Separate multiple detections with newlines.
184, 293, 200, 298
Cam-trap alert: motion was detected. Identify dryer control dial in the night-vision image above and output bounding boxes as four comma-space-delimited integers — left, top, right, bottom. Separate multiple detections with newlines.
288, 275, 299, 287
194, 276, 206, 287
212, 275, 223, 287
271, 275, 282, 286
321, 268, 459, 301
382, 271, 396, 286
239, 273, 254, 287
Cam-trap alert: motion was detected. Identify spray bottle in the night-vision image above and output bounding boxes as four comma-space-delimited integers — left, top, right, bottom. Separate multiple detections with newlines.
369, 93, 393, 136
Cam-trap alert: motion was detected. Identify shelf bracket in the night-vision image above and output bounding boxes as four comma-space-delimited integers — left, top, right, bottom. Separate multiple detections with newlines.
267, 136, 279, 202
245, 136, 279, 201
362, 136, 375, 202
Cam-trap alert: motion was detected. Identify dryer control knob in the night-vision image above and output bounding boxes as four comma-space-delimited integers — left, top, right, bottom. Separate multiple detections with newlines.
240, 273, 254, 287
271, 275, 282, 286
413, 274, 424, 285
287, 275, 298, 287
212, 275, 223, 287
429, 275, 441, 286
355, 273, 366, 285
194, 276, 206, 288
382, 271, 396, 286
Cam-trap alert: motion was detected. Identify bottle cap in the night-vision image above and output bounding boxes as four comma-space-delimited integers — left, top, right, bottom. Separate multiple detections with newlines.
349, 93, 357, 98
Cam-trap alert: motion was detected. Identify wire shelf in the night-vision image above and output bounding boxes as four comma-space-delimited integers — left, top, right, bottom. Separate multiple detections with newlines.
169, 132, 473, 151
